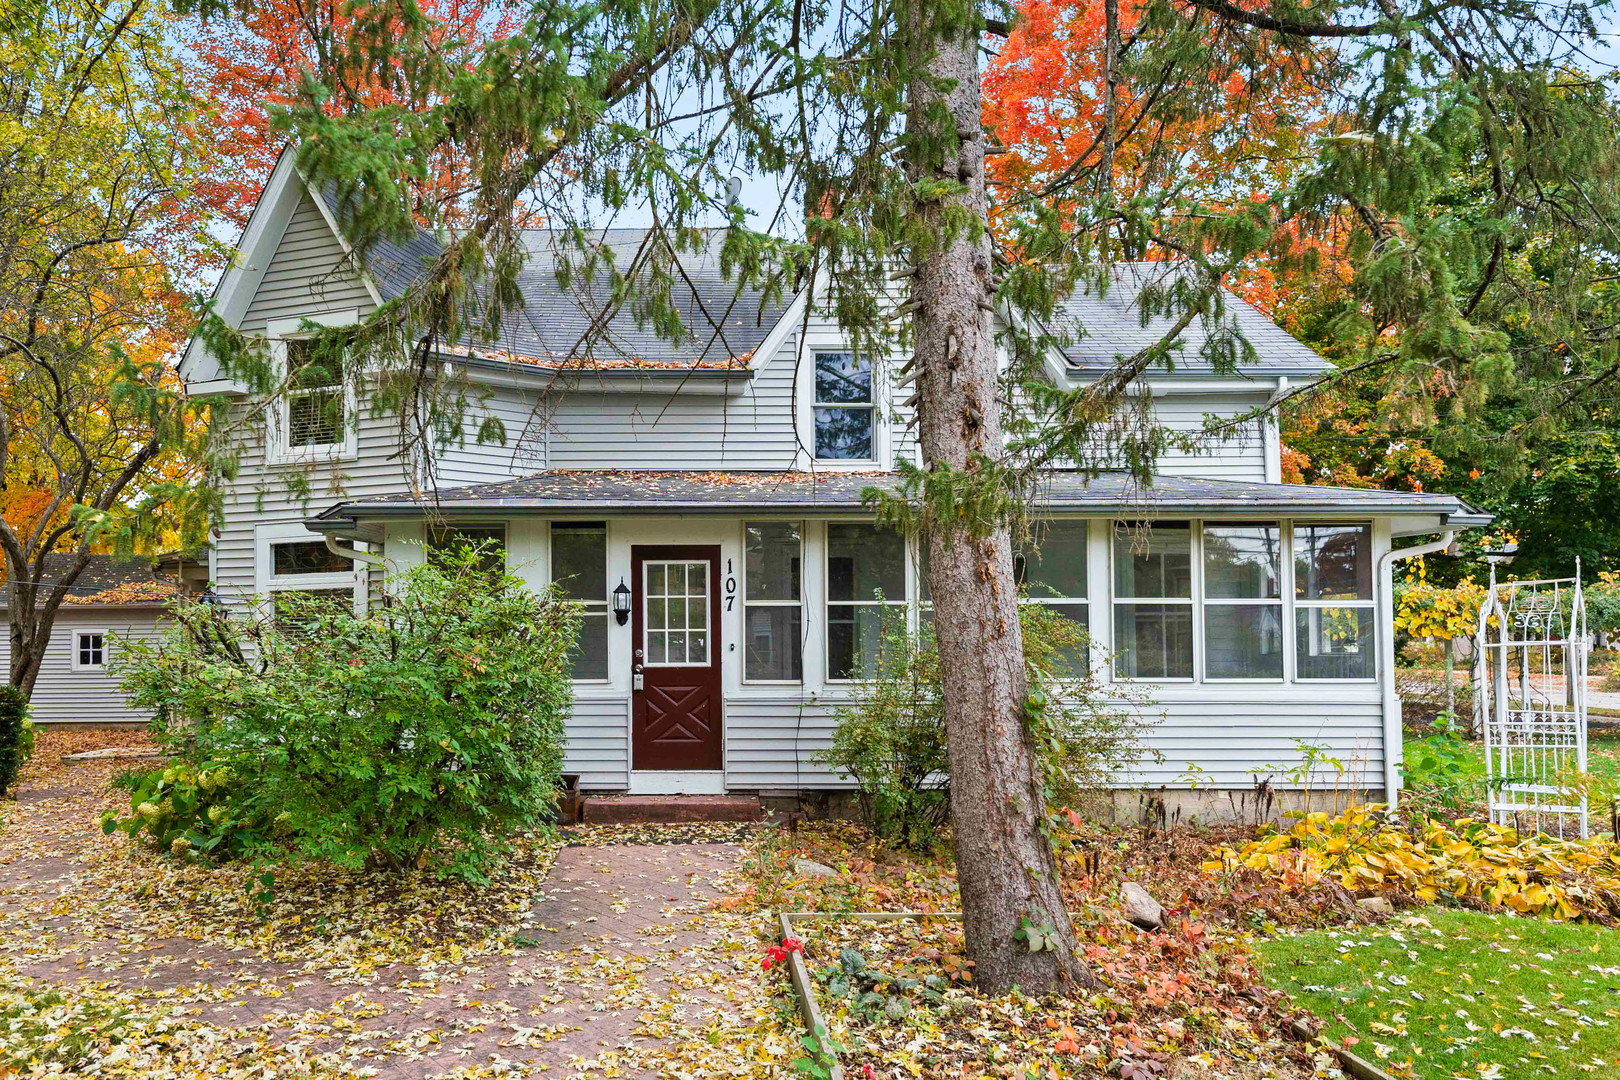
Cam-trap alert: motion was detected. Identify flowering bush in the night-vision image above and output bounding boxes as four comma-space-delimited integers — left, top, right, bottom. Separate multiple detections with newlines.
113, 551, 577, 882
1204, 806, 1620, 920
762, 935, 803, 972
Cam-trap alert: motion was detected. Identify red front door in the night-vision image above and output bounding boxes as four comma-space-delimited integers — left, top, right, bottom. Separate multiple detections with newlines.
631, 545, 724, 771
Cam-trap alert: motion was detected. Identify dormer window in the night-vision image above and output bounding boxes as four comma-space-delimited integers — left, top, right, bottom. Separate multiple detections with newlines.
285, 337, 346, 450
813, 351, 874, 460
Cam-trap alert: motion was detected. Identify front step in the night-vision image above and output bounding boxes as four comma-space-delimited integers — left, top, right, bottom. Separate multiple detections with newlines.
579, 794, 763, 825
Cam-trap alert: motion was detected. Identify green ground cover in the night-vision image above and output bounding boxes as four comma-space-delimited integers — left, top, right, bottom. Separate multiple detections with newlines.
1255, 907, 1620, 1079
1401, 731, 1620, 814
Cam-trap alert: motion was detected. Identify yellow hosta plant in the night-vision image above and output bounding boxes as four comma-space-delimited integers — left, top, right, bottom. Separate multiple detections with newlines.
1203, 807, 1620, 921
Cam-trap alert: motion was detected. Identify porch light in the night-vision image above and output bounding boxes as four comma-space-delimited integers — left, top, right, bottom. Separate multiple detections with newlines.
612, 577, 631, 625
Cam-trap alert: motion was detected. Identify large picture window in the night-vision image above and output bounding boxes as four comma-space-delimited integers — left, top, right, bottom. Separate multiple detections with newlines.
1112, 521, 1193, 680
551, 522, 608, 681
1203, 523, 1284, 680
744, 522, 803, 682
826, 523, 905, 679
259, 528, 360, 626
813, 352, 874, 460
1294, 523, 1375, 680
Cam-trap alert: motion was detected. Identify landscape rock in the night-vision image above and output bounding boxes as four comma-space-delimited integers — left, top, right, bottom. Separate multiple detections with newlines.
1356, 895, 1395, 916
794, 858, 837, 878
1120, 881, 1164, 930
61, 748, 165, 762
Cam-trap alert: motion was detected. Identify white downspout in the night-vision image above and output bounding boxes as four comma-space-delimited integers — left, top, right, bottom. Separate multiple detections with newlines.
325, 536, 385, 565
1377, 528, 1455, 810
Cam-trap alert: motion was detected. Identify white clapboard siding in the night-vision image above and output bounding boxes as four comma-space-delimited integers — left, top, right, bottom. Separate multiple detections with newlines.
0, 610, 164, 724
719, 690, 1383, 793
1148, 392, 1270, 481
561, 695, 632, 789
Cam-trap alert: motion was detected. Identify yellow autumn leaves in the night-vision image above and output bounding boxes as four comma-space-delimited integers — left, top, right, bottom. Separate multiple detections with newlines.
1204, 806, 1620, 922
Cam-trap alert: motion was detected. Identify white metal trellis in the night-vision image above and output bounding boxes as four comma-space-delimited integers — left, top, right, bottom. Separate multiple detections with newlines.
1472, 562, 1591, 837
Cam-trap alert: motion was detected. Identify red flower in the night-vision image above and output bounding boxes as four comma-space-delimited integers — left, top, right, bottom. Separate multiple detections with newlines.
782, 936, 804, 953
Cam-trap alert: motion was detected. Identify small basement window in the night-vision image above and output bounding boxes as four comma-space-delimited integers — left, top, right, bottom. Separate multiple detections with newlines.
74, 631, 106, 670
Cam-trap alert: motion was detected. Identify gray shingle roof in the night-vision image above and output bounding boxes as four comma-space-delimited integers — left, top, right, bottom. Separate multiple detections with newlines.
4, 554, 176, 608
308, 469, 1484, 527
322, 191, 797, 370
1055, 263, 1332, 378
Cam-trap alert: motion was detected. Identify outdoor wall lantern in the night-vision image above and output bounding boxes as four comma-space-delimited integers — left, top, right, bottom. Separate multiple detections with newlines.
612, 578, 632, 625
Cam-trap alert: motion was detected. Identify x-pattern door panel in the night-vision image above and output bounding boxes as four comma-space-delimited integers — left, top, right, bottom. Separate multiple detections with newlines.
632, 546, 723, 771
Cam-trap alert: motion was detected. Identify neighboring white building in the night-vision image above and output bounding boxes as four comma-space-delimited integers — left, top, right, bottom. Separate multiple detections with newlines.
171, 146, 1491, 810
2, 556, 191, 724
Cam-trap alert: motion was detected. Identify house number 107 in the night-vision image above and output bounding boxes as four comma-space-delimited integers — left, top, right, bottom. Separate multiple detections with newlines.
724, 559, 737, 611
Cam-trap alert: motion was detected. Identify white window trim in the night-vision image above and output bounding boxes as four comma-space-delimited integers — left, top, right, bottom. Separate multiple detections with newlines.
740, 521, 805, 686
1110, 520, 1197, 684
266, 311, 360, 464
794, 345, 892, 470
1293, 520, 1378, 684
824, 519, 909, 684
254, 522, 366, 619
548, 521, 611, 685
1200, 521, 1286, 684
71, 629, 109, 672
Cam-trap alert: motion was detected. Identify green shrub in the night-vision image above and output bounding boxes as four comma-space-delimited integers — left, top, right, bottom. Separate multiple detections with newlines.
103, 760, 269, 860
113, 551, 578, 881
0, 685, 32, 797
817, 601, 1151, 850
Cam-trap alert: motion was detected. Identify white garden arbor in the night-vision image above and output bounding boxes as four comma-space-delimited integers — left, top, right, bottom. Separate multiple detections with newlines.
1473, 563, 1591, 837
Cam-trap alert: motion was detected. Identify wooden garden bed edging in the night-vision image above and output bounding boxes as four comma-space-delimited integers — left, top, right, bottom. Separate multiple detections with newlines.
775, 911, 964, 1080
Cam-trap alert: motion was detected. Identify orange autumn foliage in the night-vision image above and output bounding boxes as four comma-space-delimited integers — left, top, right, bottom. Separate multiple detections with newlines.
183, 0, 520, 225
983, 0, 1353, 313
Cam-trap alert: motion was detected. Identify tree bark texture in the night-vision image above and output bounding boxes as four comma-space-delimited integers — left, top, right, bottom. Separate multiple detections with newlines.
907, 12, 1090, 996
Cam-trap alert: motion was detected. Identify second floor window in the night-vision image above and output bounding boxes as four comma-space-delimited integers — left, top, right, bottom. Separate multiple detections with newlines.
814, 351, 874, 460
284, 336, 347, 451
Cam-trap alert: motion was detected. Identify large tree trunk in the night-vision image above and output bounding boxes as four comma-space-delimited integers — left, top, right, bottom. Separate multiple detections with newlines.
907, 14, 1090, 996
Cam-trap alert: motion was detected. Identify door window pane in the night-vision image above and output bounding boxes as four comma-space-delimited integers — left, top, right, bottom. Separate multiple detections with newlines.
1016, 520, 1087, 599
1296, 607, 1375, 679
645, 560, 709, 665
1204, 524, 1281, 599
828, 524, 906, 601
1113, 522, 1192, 598
1295, 524, 1372, 600
1205, 604, 1284, 679
1113, 603, 1194, 679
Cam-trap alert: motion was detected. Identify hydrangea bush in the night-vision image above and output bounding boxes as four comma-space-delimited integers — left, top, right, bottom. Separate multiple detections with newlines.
111, 551, 577, 882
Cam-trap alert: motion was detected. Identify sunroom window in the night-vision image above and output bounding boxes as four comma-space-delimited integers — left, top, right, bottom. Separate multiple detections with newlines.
551, 523, 608, 681
1112, 521, 1193, 680
744, 522, 803, 682
826, 523, 905, 679
813, 352, 874, 460
1202, 523, 1284, 680
1294, 523, 1375, 680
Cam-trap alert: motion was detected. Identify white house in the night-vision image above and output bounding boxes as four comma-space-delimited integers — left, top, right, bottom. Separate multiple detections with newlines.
1, 555, 193, 724
173, 147, 1490, 812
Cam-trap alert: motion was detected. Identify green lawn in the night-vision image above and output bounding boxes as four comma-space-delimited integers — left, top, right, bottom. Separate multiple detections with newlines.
1254, 907, 1620, 1079
1402, 731, 1620, 810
